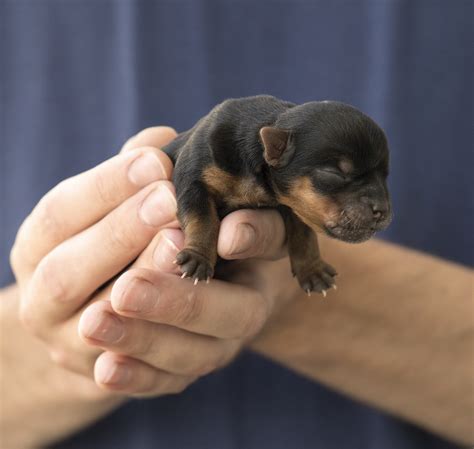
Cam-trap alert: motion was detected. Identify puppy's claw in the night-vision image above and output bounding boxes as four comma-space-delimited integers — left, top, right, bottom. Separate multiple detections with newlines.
172, 260, 177, 265
306, 289, 312, 297
332, 284, 337, 290
181, 272, 187, 279
193, 278, 199, 286
206, 277, 210, 284
295, 259, 337, 297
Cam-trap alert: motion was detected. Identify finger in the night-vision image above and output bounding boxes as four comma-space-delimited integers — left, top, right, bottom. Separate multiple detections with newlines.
120, 126, 178, 154
94, 352, 195, 397
217, 209, 287, 261
134, 228, 184, 275
110, 268, 270, 339
22, 181, 178, 330
46, 228, 184, 377
11, 145, 174, 278
48, 344, 101, 378
79, 300, 240, 377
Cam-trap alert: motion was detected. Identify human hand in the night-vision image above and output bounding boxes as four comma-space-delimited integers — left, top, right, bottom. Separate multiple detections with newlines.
11, 122, 299, 399
9, 126, 179, 398
78, 188, 300, 396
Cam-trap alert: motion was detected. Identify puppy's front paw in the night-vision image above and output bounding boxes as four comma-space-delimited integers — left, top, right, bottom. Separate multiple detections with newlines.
294, 259, 337, 297
175, 248, 214, 284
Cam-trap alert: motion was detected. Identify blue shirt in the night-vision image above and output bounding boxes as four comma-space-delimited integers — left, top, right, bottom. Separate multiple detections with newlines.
1, 1, 471, 448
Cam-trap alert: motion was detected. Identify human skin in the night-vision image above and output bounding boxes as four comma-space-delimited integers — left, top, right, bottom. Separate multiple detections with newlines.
2, 126, 294, 448
251, 239, 473, 444
1, 127, 473, 447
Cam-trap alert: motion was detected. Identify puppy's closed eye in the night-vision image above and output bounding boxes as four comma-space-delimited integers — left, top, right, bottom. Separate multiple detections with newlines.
315, 167, 348, 183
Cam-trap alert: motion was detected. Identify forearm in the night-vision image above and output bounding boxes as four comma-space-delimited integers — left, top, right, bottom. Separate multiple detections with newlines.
251, 238, 473, 445
0, 285, 123, 449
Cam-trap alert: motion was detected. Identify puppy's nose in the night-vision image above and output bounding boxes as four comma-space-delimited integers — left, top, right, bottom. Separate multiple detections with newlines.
371, 203, 387, 221
361, 196, 387, 221
373, 209, 383, 220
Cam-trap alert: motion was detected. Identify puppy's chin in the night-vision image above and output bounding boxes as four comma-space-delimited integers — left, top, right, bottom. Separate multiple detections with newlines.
323, 225, 376, 243
323, 213, 392, 243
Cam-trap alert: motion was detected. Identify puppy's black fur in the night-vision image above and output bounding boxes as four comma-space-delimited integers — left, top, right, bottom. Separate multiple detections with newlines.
162, 95, 392, 294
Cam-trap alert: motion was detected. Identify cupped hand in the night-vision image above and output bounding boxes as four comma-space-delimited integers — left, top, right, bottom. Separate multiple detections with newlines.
9, 126, 178, 397
78, 205, 297, 396
11, 124, 300, 399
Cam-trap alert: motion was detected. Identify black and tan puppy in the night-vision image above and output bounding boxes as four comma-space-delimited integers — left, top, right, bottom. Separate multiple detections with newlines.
162, 95, 392, 295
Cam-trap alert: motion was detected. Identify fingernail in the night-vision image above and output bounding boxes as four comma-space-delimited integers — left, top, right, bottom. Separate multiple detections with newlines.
229, 223, 256, 255
153, 233, 180, 270
97, 361, 132, 386
81, 311, 124, 343
139, 185, 177, 226
128, 152, 166, 187
114, 277, 157, 313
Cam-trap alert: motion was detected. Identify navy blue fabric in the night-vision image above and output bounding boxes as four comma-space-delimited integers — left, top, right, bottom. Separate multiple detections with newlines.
1, 1, 470, 448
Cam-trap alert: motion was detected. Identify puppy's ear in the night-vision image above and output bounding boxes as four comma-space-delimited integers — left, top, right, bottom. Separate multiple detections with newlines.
259, 127, 294, 168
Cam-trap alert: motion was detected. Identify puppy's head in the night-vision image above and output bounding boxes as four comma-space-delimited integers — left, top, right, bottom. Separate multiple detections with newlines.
260, 101, 392, 243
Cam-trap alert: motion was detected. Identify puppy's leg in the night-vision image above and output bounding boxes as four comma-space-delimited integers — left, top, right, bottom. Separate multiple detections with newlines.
281, 207, 337, 296
175, 181, 219, 283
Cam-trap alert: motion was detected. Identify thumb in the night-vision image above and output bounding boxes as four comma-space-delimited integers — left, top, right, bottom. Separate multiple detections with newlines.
120, 126, 178, 154
218, 209, 287, 261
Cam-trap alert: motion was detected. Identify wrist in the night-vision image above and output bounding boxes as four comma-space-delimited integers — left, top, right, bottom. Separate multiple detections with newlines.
1, 284, 123, 448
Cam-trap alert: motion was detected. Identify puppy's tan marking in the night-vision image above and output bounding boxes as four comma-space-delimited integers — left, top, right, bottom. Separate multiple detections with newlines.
182, 204, 219, 266
277, 176, 339, 232
202, 166, 272, 208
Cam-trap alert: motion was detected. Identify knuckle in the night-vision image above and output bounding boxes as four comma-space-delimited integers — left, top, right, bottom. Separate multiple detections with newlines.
49, 348, 70, 369
260, 216, 281, 256
253, 227, 268, 256
8, 221, 36, 274
34, 255, 68, 303
125, 323, 154, 356
10, 183, 70, 274
48, 339, 97, 376
138, 334, 155, 357
103, 217, 136, 251
9, 242, 22, 276
120, 135, 137, 153
34, 186, 64, 237
94, 170, 117, 205
49, 348, 94, 378
174, 290, 204, 327
19, 303, 41, 336
9, 221, 31, 273
253, 211, 285, 259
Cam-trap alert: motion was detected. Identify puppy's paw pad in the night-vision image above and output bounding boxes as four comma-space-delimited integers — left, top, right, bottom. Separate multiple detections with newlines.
176, 249, 214, 283
295, 260, 337, 296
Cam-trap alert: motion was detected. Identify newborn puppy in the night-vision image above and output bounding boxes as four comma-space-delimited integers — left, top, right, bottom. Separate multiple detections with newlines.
162, 95, 392, 295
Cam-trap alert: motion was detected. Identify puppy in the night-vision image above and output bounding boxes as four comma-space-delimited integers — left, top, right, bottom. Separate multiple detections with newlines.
162, 95, 392, 295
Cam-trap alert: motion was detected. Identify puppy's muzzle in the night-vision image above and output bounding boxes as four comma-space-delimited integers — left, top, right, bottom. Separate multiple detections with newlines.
325, 198, 392, 243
